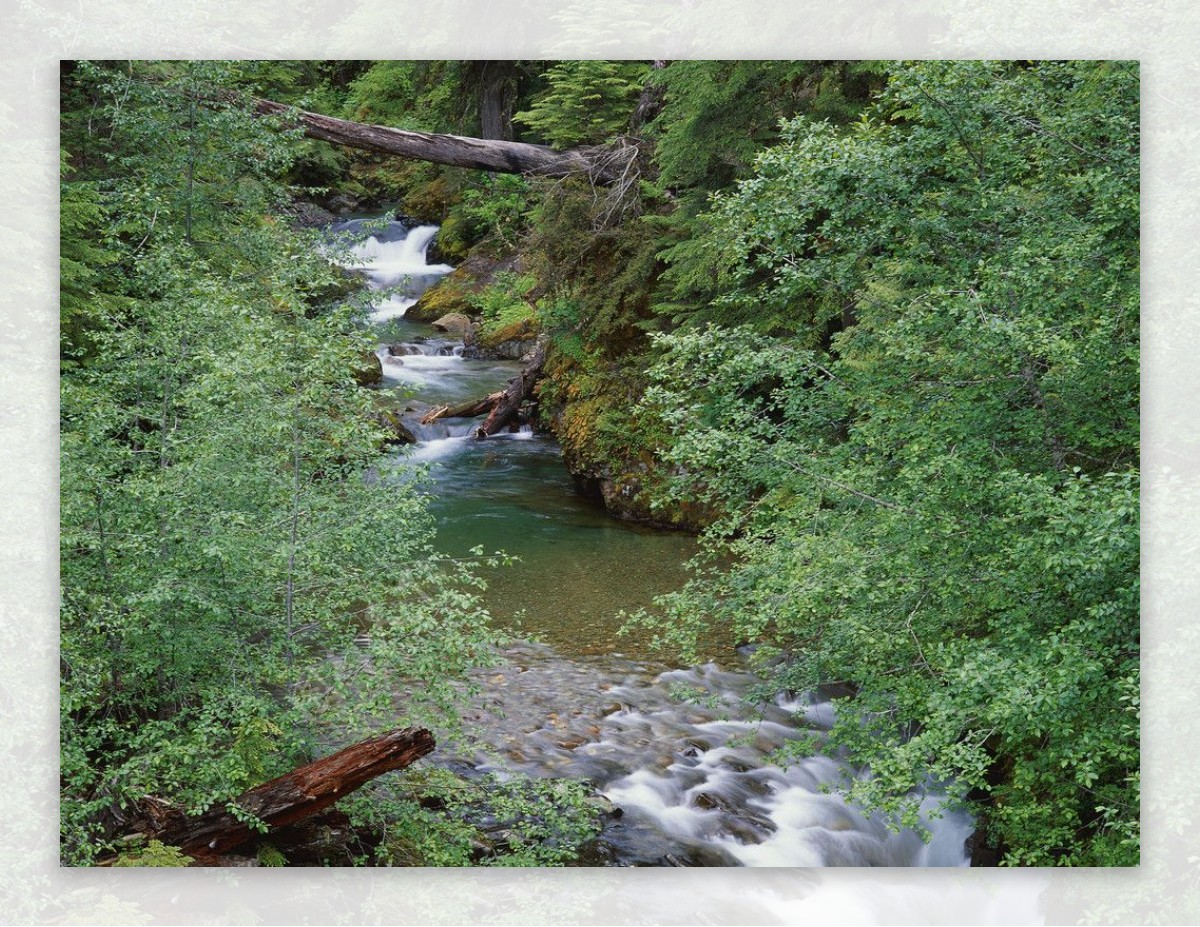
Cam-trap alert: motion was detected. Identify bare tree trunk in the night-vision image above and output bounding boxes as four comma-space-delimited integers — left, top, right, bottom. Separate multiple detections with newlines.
253, 99, 621, 183
630, 60, 669, 134
470, 60, 518, 141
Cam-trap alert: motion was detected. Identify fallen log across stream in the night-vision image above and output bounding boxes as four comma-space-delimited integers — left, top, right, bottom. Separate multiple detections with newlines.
475, 343, 546, 439
253, 99, 633, 184
104, 726, 435, 863
420, 391, 505, 425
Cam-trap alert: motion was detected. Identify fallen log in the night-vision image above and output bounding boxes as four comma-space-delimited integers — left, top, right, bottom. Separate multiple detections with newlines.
254, 99, 628, 184
475, 344, 546, 439
115, 726, 435, 861
420, 391, 504, 425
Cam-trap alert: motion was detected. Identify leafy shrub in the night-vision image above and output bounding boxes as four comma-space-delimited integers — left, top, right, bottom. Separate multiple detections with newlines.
630, 61, 1140, 865
343, 768, 604, 867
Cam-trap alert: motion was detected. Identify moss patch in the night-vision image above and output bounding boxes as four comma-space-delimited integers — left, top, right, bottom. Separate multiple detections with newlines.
478, 316, 536, 349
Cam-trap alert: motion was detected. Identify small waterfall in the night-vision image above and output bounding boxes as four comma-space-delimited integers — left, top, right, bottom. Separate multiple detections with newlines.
376, 339, 466, 389
328, 219, 453, 322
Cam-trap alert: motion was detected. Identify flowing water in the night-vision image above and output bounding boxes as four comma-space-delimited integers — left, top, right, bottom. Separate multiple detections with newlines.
339, 218, 973, 867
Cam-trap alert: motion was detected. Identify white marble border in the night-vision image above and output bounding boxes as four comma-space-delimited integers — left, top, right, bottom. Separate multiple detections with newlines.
2, 1, 1193, 923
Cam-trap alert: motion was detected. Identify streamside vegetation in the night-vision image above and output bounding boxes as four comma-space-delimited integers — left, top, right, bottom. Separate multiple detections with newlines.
60, 59, 1139, 867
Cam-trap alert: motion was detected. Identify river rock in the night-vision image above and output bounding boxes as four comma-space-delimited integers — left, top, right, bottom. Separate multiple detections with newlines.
372, 409, 417, 446
692, 791, 735, 813
431, 312, 473, 336
327, 192, 362, 214
585, 795, 621, 818
286, 199, 338, 229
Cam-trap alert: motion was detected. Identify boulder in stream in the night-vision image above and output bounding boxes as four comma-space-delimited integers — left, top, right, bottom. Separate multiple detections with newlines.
372, 408, 417, 446
431, 312, 474, 336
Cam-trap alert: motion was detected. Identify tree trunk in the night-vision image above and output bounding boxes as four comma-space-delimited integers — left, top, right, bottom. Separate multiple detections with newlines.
470, 60, 518, 141
118, 726, 435, 860
253, 99, 621, 183
474, 344, 545, 438
630, 60, 668, 133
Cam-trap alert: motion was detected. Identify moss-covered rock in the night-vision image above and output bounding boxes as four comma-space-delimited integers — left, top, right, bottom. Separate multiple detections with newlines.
538, 349, 717, 533
478, 316, 536, 349
407, 249, 522, 322
563, 453, 715, 533
371, 407, 417, 447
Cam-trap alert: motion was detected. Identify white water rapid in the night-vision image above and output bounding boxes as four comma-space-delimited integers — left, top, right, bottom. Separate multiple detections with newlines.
330, 217, 453, 321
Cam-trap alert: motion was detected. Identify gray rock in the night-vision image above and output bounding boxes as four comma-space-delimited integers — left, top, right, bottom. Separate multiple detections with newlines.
327, 193, 362, 214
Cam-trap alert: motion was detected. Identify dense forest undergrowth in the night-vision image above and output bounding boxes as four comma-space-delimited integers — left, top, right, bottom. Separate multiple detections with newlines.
60, 59, 1139, 867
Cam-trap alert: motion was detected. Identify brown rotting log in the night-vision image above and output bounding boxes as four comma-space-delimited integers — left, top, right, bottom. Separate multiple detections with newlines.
118, 726, 435, 860
420, 391, 504, 425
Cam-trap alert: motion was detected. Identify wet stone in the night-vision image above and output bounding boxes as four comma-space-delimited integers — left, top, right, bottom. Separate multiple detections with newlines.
691, 791, 736, 813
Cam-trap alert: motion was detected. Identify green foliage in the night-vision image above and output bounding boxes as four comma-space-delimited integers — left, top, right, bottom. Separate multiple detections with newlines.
515, 60, 648, 148
432, 173, 535, 259
647, 61, 885, 326
60, 150, 125, 364
59, 61, 503, 865
453, 174, 534, 253
526, 176, 664, 352
343, 768, 603, 867
112, 840, 194, 867
59, 57, 1141, 871
519, 63, 884, 498
343, 61, 463, 132
649, 60, 882, 195
630, 61, 1140, 866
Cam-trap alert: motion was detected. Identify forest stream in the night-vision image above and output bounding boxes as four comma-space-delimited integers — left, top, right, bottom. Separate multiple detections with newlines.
337, 217, 974, 867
